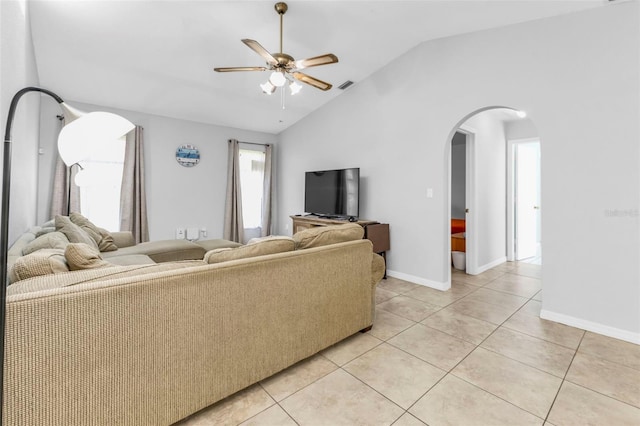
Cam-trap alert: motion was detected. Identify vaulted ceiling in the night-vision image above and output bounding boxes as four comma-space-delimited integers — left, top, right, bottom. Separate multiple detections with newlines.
29, 1, 607, 134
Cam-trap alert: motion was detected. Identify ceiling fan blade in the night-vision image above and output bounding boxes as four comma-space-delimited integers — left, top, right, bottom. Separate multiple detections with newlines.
295, 54, 339, 70
292, 72, 332, 91
214, 66, 267, 72
242, 39, 278, 66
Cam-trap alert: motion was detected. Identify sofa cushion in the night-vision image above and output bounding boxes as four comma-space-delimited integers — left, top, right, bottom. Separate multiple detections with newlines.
103, 239, 206, 263
205, 236, 295, 264
293, 223, 364, 250
22, 231, 69, 255
56, 215, 99, 251
108, 254, 156, 266
194, 239, 243, 252
65, 243, 114, 271
70, 212, 118, 252
8, 249, 69, 284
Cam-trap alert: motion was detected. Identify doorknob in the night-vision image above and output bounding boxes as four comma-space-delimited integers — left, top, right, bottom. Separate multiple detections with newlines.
465, 209, 469, 213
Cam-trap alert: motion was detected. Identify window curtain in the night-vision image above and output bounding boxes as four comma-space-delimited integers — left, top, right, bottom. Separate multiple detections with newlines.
50, 118, 81, 217
223, 139, 244, 243
120, 126, 149, 243
260, 144, 273, 237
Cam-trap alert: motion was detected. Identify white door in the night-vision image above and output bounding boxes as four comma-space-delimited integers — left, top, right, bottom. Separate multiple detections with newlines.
515, 142, 541, 260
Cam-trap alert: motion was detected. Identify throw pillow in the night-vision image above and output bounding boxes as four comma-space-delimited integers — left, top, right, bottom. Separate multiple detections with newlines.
65, 243, 114, 271
293, 223, 364, 250
8, 249, 69, 284
205, 236, 295, 264
35, 227, 57, 237
69, 212, 118, 252
22, 231, 69, 256
55, 215, 100, 251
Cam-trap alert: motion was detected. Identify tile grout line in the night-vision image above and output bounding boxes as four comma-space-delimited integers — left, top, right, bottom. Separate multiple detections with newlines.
543, 331, 586, 424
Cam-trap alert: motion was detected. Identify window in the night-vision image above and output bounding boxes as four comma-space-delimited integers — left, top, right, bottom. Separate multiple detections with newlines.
77, 136, 126, 231
239, 147, 266, 235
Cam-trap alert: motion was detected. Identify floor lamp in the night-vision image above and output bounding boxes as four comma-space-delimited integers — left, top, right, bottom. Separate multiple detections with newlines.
0, 87, 134, 420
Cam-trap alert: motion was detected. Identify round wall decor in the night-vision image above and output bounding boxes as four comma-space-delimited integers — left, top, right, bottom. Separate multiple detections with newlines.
176, 144, 200, 167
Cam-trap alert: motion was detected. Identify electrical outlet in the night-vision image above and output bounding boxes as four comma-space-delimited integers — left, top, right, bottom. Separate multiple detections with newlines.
186, 227, 199, 241
176, 227, 185, 239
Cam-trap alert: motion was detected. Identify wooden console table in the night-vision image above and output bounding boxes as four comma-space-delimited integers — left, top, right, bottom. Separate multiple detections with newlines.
291, 215, 390, 277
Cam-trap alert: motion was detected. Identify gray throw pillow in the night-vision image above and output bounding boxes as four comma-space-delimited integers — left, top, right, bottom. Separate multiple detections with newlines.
55, 215, 100, 251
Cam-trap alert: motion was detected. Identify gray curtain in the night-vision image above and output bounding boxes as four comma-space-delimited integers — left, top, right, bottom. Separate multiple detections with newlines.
223, 139, 244, 243
50, 118, 81, 217
120, 126, 149, 243
260, 144, 273, 237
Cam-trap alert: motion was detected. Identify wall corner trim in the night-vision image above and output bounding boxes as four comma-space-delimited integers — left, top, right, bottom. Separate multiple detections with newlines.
473, 256, 508, 275
386, 270, 450, 291
540, 309, 640, 345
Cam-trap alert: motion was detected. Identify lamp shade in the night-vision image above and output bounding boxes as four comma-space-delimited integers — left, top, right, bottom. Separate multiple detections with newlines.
269, 71, 287, 87
57, 111, 135, 166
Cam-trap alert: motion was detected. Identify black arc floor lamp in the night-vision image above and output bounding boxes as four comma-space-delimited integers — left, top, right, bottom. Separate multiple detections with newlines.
1, 87, 134, 421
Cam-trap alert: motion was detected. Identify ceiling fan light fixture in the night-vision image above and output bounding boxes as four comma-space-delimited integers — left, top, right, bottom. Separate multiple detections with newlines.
260, 81, 276, 94
269, 71, 287, 87
289, 81, 302, 95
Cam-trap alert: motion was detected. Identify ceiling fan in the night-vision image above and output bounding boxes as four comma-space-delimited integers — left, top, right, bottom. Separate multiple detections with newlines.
214, 2, 338, 94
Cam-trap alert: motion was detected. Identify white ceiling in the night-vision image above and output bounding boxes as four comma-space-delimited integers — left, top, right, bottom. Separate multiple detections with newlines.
29, 0, 607, 134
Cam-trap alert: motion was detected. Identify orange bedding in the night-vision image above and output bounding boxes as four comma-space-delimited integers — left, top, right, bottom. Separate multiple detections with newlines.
451, 219, 466, 234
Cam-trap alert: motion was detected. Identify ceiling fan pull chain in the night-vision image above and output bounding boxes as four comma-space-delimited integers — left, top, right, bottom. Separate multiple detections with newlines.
281, 86, 286, 110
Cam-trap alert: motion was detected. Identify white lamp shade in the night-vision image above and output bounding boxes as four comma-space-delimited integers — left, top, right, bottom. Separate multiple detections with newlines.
289, 81, 302, 95
269, 71, 286, 87
58, 102, 85, 125
260, 81, 276, 95
57, 111, 135, 166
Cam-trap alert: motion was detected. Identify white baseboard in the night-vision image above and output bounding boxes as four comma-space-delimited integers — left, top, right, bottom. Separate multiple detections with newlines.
474, 256, 507, 275
386, 270, 450, 291
540, 309, 640, 345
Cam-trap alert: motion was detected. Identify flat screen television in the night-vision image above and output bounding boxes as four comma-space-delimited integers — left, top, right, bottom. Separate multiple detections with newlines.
304, 168, 360, 219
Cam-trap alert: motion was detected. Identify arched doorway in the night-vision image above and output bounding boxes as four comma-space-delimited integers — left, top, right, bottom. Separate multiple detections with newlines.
445, 107, 541, 283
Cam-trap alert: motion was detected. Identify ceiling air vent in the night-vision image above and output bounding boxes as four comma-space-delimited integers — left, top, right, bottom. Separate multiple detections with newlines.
338, 80, 355, 90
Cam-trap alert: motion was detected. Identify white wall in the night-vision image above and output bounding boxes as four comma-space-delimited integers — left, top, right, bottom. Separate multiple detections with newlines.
450, 132, 465, 219
0, 0, 41, 245
463, 111, 507, 270
277, 3, 640, 342
37, 99, 276, 241
505, 118, 538, 141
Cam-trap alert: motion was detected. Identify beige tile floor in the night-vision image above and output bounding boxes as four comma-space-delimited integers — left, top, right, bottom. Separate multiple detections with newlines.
176, 263, 640, 426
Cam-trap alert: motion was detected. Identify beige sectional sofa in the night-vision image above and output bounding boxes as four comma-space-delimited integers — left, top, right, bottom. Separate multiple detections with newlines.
4, 216, 384, 425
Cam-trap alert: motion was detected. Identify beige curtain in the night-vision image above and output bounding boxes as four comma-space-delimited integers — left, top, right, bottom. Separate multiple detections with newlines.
260, 144, 273, 237
120, 126, 149, 243
223, 139, 244, 243
50, 117, 81, 217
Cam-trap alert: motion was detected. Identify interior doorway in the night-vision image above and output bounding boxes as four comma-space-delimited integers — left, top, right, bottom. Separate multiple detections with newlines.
447, 106, 540, 285
449, 127, 476, 274
508, 139, 542, 263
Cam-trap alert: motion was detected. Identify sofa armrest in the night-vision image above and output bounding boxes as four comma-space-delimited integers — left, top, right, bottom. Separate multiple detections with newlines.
111, 231, 135, 248
371, 253, 385, 288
